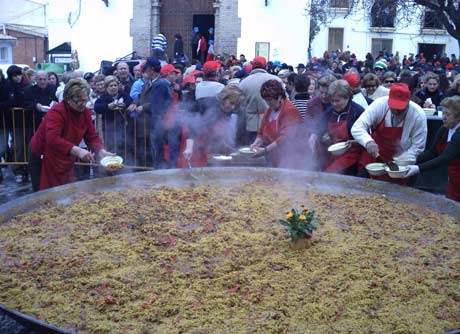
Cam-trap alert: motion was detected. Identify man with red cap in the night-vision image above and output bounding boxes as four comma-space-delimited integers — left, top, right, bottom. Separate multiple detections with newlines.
195, 60, 224, 100
351, 83, 427, 184
239, 56, 283, 144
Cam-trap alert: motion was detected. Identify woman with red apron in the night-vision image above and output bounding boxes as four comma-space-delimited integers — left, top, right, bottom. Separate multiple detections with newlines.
322, 80, 364, 174
405, 97, 460, 201
250, 80, 308, 169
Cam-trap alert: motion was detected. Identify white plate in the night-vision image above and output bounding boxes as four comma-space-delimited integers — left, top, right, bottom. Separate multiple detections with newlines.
238, 147, 256, 154
212, 155, 232, 161
393, 157, 416, 167
385, 166, 409, 178
327, 142, 350, 156
365, 163, 386, 176
100, 156, 124, 168
423, 108, 435, 116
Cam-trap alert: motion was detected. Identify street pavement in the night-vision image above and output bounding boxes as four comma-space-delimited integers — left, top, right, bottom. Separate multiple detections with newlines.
0, 167, 33, 206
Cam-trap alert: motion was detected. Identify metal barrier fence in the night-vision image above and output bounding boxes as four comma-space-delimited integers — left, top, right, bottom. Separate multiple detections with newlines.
0, 107, 153, 170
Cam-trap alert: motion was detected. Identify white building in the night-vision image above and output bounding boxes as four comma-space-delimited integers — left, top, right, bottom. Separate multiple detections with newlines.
310, 1, 459, 61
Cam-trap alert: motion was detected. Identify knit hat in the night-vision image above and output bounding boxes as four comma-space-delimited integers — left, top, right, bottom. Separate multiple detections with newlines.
374, 60, 387, 71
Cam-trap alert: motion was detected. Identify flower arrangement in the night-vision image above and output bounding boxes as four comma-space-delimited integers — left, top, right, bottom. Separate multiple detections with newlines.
279, 205, 318, 242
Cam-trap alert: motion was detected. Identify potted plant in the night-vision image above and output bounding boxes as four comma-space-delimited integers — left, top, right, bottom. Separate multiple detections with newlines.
279, 205, 318, 249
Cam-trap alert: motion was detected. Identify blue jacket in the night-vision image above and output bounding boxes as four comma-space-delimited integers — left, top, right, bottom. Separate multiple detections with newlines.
150, 78, 172, 118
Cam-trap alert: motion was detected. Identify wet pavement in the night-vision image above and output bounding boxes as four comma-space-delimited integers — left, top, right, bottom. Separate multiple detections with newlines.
0, 167, 34, 206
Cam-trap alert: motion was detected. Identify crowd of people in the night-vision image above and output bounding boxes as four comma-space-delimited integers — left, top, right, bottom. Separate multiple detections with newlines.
0, 43, 460, 201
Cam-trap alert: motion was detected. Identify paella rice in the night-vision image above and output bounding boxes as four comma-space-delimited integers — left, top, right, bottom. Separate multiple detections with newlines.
0, 182, 459, 334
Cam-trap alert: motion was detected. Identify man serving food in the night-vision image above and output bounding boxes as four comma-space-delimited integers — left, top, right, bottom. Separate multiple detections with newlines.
351, 83, 427, 184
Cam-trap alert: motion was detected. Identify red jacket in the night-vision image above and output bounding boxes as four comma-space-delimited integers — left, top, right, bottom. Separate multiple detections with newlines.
30, 101, 104, 190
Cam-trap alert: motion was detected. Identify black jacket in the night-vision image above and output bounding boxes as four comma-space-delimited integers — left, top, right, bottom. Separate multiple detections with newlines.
417, 126, 460, 172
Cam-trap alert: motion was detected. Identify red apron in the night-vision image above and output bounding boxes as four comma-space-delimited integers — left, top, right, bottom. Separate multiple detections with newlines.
358, 109, 408, 185
40, 126, 85, 190
436, 140, 460, 201
260, 113, 280, 166
325, 112, 363, 173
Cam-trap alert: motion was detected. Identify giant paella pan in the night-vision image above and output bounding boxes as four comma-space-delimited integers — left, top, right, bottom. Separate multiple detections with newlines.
0, 168, 459, 334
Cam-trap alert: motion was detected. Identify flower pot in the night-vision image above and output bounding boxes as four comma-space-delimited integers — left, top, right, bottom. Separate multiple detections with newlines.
291, 235, 312, 250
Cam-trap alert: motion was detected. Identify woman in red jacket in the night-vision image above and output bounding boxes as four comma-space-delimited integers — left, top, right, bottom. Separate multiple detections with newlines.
29, 79, 114, 191
250, 80, 309, 169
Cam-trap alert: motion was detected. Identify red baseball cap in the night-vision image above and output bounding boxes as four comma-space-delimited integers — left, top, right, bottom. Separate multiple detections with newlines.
343, 72, 360, 88
388, 83, 410, 110
446, 63, 454, 70
252, 56, 267, 68
202, 60, 221, 74
160, 64, 181, 76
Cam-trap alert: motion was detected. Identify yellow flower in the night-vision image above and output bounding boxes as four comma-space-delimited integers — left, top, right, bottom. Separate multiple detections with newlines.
299, 214, 306, 220
286, 212, 293, 218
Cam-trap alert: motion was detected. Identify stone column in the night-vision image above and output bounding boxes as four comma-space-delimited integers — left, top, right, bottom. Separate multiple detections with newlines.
214, 0, 240, 57
131, 0, 154, 57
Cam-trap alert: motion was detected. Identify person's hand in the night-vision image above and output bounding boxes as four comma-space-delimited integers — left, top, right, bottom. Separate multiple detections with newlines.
136, 105, 143, 113
405, 165, 420, 178
321, 133, 332, 145
108, 102, 116, 110
423, 102, 435, 109
366, 141, 379, 158
183, 147, 193, 160
127, 103, 137, 112
71, 146, 94, 162
98, 149, 116, 159
252, 147, 266, 158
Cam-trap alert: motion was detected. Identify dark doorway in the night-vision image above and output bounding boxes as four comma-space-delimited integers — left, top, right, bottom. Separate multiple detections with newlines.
418, 43, 445, 62
193, 15, 215, 41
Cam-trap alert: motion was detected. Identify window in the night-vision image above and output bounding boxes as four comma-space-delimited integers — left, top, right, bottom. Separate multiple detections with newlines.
370, 2, 396, 27
328, 28, 344, 52
423, 9, 443, 29
330, 0, 349, 8
0, 47, 7, 62
255, 42, 270, 59
371, 38, 393, 57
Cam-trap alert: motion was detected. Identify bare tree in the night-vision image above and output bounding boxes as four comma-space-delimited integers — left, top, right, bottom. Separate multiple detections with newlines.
306, 0, 460, 58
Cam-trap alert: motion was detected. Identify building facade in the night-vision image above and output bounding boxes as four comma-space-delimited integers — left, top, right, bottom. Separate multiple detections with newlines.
310, 1, 459, 61
131, 0, 309, 65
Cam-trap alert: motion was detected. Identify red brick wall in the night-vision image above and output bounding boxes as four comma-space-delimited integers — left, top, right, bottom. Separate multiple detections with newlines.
6, 29, 47, 68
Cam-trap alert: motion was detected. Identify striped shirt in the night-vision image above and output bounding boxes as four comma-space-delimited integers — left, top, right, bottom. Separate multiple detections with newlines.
292, 93, 309, 120
151, 34, 167, 51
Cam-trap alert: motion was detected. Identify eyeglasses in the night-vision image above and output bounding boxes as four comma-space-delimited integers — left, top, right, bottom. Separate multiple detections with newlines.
384, 80, 395, 84
365, 85, 377, 89
374, 68, 384, 71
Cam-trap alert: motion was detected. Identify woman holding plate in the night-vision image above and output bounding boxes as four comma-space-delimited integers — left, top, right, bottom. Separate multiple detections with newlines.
29, 79, 115, 191
314, 79, 364, 174
405, 96, 460, 201
250, 80, 309, 169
